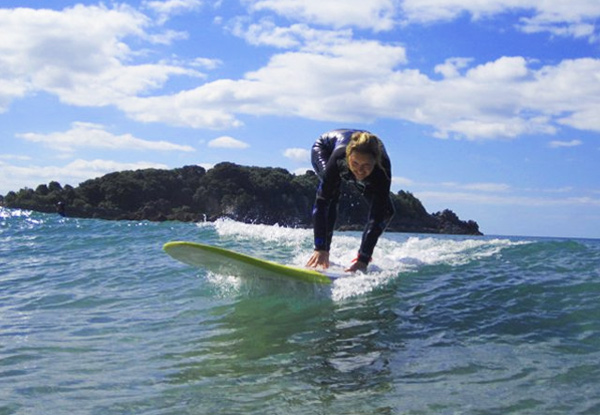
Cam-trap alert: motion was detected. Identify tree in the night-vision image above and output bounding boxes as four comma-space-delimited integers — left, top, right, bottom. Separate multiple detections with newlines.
1, 163, 482, 235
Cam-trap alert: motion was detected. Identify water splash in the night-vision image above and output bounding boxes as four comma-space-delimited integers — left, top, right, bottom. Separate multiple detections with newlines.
0, 207, 33, 219
208, 217, 309, 247
193, 219, 526, 301
328, 236, 528, 300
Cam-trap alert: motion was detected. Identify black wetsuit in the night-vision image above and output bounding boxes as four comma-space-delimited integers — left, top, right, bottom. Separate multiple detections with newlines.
311, 129, 395, 264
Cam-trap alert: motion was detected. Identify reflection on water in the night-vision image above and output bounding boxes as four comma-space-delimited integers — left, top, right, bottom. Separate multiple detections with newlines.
162, 289, 399, 414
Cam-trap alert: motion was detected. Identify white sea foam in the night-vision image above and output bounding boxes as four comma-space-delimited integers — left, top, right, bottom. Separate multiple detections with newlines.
209, 217, 309, 246
196, 219, 526, 301
0, 207, 33, 219
327, 236, 528, 300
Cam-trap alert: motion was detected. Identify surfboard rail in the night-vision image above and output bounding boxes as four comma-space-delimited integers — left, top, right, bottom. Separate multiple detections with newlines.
163, 241, 333, 284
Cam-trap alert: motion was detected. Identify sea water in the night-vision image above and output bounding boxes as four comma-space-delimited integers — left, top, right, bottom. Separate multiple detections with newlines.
1, 207, 599, 415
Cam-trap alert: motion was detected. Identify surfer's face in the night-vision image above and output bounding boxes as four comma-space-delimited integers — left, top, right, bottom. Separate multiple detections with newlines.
348, 151, 376, 181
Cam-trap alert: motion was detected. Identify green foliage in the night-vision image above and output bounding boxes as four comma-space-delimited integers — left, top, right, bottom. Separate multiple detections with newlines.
0, 163, 481, 234
393, 190, 428, 218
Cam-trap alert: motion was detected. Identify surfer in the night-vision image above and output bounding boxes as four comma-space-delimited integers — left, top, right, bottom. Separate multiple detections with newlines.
306, 129, 394, 272
56, 201, 66, 217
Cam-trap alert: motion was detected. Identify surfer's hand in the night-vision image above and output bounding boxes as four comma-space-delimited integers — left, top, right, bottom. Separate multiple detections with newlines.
345, 260, 367, 273
306, 250, 330, 270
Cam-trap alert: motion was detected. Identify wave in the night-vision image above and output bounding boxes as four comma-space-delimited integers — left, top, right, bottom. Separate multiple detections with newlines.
194, 219, 528, 301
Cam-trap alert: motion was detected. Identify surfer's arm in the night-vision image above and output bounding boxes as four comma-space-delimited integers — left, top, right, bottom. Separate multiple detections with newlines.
357, 174, 394, 264
312, 156, 342, 254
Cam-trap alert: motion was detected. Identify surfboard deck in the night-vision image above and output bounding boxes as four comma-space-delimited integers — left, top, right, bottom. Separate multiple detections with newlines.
163, 241, 335, 284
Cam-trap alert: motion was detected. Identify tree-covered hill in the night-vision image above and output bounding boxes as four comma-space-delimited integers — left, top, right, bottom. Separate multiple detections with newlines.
1, 163, 482, 235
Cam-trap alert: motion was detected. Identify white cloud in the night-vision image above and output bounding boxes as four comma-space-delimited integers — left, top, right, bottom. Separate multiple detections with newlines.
435, 57, 473, 79
409, 179, 600, 214
121, 89, 245, 129
144, 0, 202, 24
198, 163, 214, 171
465, 56, 529, 81
189, 57, 223, 70
2, 2, 599, 143
120, 34, 408, 128
208, 136, 250, 149
66, 158, 168, 173
549, 139, 583, 148
403, 57, 599, 140
245, 0, 397, 31
517, 3, 600, 42
400, 0, 600, 42
392, 176, 414, 187
283, 148, 309, 162
443, 182, 511, 192
0, 159, 168, 194
401, 0, 526, 23
520, 19, 596, 40
229, 18, 307, 48
0, 4, 202, 111
16, 122, 195, 154
416, 190, 600, 208
119, 42, 600, 141
292, 167, 313, 175
244, 0, 600, 41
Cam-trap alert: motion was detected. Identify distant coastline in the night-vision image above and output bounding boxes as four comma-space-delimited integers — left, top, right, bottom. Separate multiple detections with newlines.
0, 163, 482, 235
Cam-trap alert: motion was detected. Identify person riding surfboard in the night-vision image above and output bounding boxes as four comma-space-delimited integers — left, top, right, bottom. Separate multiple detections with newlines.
306, 129, 395, 273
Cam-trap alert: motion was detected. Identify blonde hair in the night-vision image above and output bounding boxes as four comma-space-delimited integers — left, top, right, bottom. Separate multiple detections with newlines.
346, 131, 384, 167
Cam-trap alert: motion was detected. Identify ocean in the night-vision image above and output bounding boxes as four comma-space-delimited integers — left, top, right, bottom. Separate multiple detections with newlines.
1, 207, 599, 415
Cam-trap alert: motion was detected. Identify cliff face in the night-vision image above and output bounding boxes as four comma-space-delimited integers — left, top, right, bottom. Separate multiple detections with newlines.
1, 163, 482, 235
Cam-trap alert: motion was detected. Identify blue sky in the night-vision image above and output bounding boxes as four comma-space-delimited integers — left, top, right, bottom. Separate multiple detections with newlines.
1, 0, 599, 238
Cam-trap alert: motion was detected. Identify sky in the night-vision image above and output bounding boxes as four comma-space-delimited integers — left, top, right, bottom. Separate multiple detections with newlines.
1, 0, 599, 239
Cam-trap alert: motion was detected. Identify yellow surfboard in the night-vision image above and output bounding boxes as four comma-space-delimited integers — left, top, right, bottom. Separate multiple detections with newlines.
163, 241, 334, 284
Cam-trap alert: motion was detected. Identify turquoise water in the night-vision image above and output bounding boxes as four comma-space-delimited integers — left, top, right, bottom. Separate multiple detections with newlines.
1, 207, 599, 415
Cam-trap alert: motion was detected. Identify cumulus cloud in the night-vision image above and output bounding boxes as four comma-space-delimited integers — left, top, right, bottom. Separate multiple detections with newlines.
229, 19, 307, 48
245, 0, 397, 31
139, 1, 595, 139
143, 0, 203, 24
2, 2, 599, 142
120, 33, 409, 128
189, 57, 223, 70
208, 136, 250, 148
97, 4, 598, 140
0, 159, 168, 194
434, 57, 473, 79
0, 4, 202, 111
283, 148, 310, 162
400, 0, 600, 42
385, 57, 599, 140
16, 122, 195, 154
244, 0, 600, 41
124, 48, 600, 140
